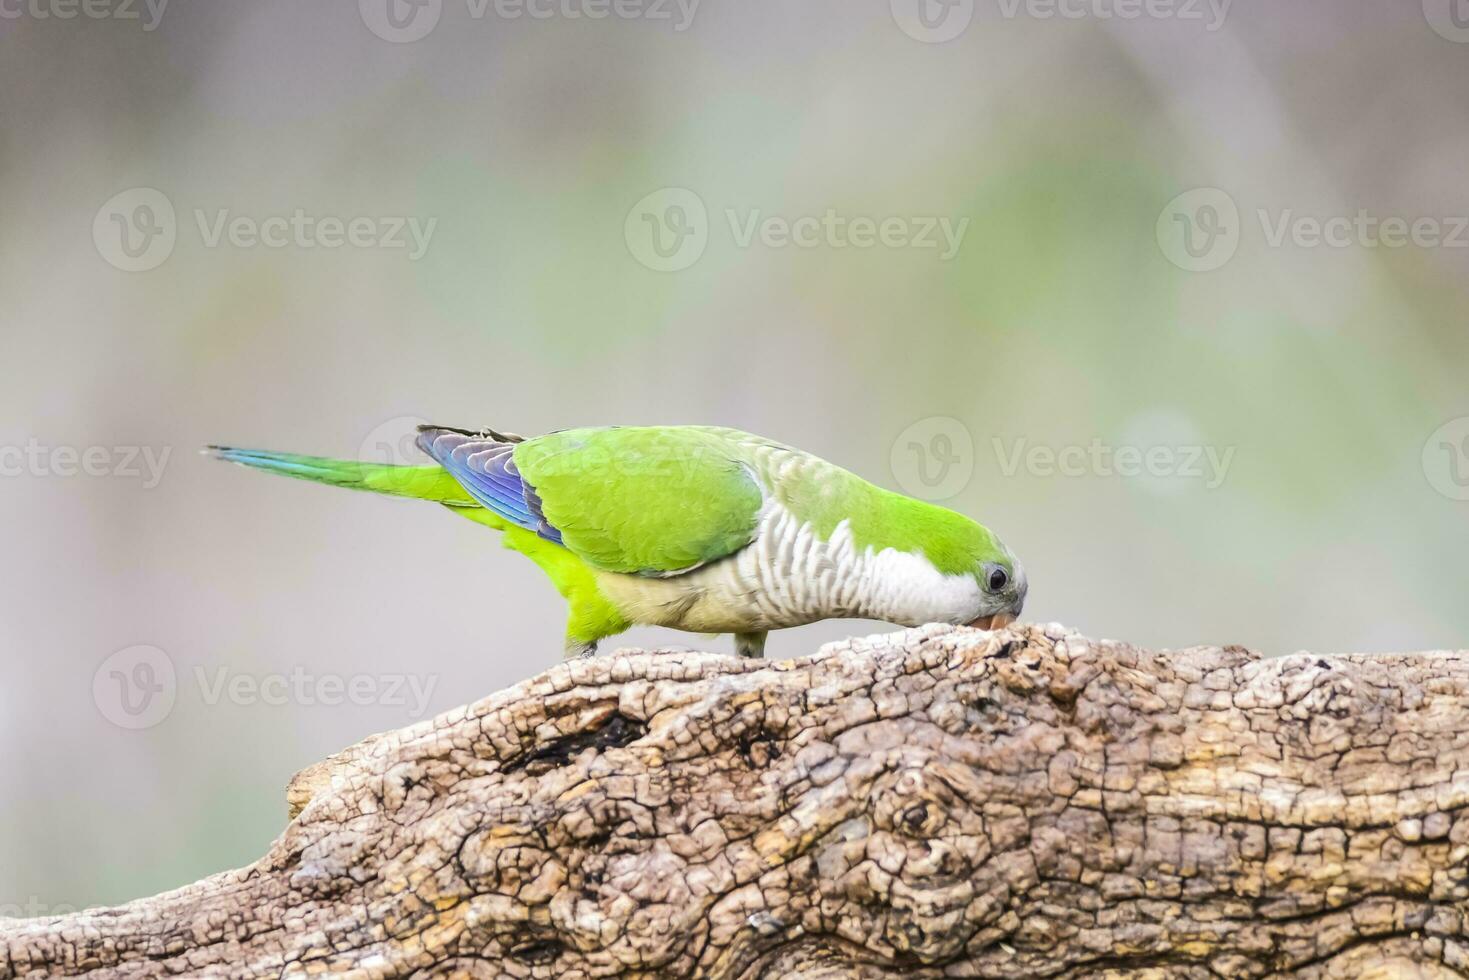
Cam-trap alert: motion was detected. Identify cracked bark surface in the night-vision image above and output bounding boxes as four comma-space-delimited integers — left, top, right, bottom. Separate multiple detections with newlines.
7, 623, 1469, 978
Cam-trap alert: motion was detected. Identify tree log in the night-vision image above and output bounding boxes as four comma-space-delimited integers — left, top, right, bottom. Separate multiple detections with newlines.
6, 623, 1469, 978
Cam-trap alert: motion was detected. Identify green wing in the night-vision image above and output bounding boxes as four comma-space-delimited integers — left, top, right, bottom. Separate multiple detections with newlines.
513, 426, 765, 575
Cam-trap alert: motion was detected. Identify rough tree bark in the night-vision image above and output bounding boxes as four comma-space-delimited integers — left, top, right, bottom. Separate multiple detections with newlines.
6, 623, 1469, 978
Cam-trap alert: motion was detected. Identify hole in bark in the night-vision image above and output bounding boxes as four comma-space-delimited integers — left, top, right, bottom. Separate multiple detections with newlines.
961, 693, 1003, 729
738, 733, 779, 768
506, 713, 648, 776
508, 937, 564, 964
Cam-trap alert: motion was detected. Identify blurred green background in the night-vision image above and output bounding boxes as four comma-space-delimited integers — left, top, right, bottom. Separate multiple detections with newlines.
3, 0, 1469, 914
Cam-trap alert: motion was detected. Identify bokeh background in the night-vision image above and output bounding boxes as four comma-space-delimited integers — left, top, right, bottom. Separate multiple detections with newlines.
4, 0, 1469, 914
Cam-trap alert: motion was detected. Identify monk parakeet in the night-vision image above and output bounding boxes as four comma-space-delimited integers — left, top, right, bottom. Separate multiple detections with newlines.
209, 425, 1027, 658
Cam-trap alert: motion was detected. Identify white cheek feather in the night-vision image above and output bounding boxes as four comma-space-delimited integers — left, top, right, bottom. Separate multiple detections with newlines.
859, 541, 985, 625
687, 508, 981, 629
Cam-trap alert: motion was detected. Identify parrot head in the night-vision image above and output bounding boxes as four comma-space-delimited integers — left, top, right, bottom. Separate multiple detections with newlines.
966, 541, 1027, 631
912, 502, 1028, 630
875, 496, 1027, 631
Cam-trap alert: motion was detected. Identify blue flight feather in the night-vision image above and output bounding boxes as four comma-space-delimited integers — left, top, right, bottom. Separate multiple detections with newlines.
416, 429, 563, 544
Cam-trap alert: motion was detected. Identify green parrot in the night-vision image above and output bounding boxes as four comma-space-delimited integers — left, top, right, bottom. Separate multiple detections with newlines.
208, 425, 1027, 658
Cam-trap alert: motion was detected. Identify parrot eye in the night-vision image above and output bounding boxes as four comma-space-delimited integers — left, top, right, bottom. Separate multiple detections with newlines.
985, 565, 1010, 592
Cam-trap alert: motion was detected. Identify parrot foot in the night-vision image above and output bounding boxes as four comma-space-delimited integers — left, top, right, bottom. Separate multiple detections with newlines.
733, 631, 767, 659
565, 640, 599, 659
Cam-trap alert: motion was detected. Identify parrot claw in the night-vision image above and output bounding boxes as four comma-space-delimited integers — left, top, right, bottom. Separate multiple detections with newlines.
733, 631, 768, 659
566, 641, 599, 659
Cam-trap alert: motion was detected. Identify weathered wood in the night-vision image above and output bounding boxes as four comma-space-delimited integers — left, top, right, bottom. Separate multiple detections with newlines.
6, 623, 1469, 978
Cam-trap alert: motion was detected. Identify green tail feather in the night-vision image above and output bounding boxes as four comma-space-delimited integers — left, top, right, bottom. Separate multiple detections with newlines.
209, 444, 631, 650
206, 447, 476, 505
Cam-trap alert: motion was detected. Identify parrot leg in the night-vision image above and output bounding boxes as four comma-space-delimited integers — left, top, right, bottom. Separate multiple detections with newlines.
733, 631, 767, 659
565, 639, 599, 659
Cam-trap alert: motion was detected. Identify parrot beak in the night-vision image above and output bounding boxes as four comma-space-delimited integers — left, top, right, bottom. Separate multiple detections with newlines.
969, 612, 1017, 631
